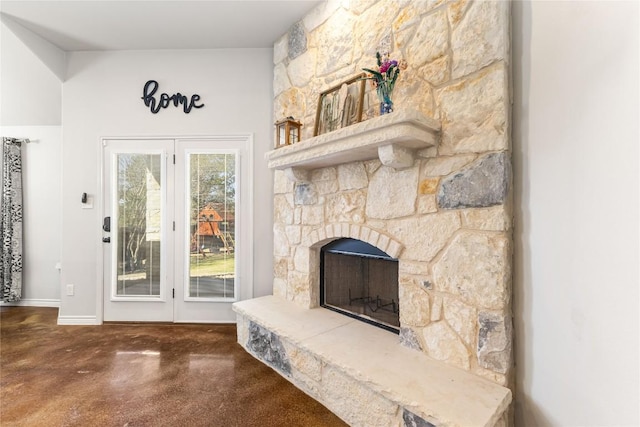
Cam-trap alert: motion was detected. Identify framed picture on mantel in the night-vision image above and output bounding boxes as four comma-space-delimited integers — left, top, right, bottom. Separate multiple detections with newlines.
314, 73, 366, 136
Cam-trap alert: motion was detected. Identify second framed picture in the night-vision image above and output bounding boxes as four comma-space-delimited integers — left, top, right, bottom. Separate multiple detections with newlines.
314, 73, 366, 136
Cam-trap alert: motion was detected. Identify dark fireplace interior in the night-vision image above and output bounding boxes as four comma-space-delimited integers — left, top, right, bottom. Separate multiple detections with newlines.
320, 238, 399, 333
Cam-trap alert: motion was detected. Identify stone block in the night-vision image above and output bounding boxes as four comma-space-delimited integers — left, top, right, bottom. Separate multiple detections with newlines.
288, 21, 307, 60
403, 409, 436, 427
438, 152, 510, 209
419, 178, 439, 195
368, 229, 380, 247
288, 48, 316, 87
273, 278, 287, 299
325, 190, 366, 224
273, 62, 291, 97
417, 195, 438, 214
315, 9, 355, 76
274, 87, 306, 126
369, 221, 389, 233
349, 224, 362, 240
393, 71, 436, 120
474, 366, 509, 388
293, 207, 302, 225
302, 0, 341, 32
274, 169, 292, 194
366, 165, 418, 219
420, 55, 450, 86
377, 233, 390, 253
321, 366, 400, 427
386, 211, 461, 262
315, 179, 339, 195
451, 0, 509, 79
422, 321, 471, 370
293, 246, 310, 273
354, 0, 397, 57
443, 297, 477, 347
436, 64, 508, 154
421, 154, 477, 177
337, 162, 368, 190
301, 205, 324, 225
399, 327, 423, 351
273, 257, 289, 280
399, 282, 430, 327
292, 369, 322, 401
365, 159, 382, 176
350, 0, 386, 16
285, 225, 302, 245
430, 294, 443, 322
447, 0, 472, 29
359, 226, 371, 242
433, 231, 510, 310
294, 183, 318, 205
478, 312, 512, 374
462, 206, 511, 231
247, 322, 291, 375
289, 270, 312, 307
274, 194, 294, 225
393, 1, 422, 34
341, 223, 350, 238
236, 314, 247, 346
311, 167, 337, 181
273, 224, 290, 257
386, 239, 403, 259
416, 146, 437, 159
325, 224, 335, 238
289, 347, 322, 382
273, 33, 288, 64
406, 9, 449, 68
317, 226, 326, 242
285, 167, 309, 182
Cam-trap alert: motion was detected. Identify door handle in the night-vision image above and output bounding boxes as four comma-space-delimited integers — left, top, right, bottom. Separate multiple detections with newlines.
103, 216, 111, 232
102, 237, 111, 243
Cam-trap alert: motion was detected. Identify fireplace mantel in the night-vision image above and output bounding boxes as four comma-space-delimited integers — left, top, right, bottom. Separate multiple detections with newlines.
265, 109, 440, 181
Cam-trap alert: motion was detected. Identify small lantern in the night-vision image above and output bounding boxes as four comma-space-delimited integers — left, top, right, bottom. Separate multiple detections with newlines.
275, 117, 302, 148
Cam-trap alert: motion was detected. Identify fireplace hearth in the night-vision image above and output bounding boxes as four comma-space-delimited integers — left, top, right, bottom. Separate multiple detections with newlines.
321, 238, 399, 333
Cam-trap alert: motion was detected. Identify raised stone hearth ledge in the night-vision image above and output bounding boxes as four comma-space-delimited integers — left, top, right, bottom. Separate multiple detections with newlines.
266, 110, 440, 180
233, 296, 511, 427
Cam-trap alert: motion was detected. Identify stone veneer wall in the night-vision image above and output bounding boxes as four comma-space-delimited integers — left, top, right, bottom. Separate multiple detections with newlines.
272, 0, 512, 387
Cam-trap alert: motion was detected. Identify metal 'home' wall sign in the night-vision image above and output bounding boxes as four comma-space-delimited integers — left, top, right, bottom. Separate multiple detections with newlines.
142, 80, 204, 114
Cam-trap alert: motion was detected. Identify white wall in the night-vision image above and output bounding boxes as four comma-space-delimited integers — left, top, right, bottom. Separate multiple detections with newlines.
513, 1, 639, 425
60, 49, 274, 320
0, 21, 62, 126
1, 20, 63, 306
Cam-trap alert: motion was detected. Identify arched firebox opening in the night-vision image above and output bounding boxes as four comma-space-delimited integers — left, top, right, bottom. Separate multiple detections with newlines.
320, 238, 399, 333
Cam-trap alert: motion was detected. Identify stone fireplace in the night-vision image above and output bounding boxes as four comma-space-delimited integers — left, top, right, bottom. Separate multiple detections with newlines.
234, 1, 513, 426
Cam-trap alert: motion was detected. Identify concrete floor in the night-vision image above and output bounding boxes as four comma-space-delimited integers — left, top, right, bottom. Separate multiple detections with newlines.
0, 306, 347, 427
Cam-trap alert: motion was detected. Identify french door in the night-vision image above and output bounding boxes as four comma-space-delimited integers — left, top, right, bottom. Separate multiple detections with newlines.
102, 137, 252, 322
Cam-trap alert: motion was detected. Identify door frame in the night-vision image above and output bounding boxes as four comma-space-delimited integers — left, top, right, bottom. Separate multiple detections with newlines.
96, 135, 254, 324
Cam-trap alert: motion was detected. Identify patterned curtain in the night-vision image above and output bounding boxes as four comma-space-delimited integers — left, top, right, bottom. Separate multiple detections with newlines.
1, 138, 23, 302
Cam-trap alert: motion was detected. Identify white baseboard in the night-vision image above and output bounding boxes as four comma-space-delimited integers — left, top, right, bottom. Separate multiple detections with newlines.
57, 315, 101, 325
0, 298, 60, 308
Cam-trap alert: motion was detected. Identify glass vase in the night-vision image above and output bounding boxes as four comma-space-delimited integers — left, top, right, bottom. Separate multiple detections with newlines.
377, 84, 394, 115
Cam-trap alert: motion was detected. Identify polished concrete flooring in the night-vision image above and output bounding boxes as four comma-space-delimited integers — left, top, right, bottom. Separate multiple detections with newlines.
0, 306, 347, 426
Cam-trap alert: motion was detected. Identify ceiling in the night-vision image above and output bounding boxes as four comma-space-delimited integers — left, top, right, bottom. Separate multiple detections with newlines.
0, 0, 323, 51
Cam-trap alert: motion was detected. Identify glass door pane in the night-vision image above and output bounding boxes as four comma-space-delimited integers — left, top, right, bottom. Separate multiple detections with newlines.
187, 152, 236, 300
115, 153, 163, 297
